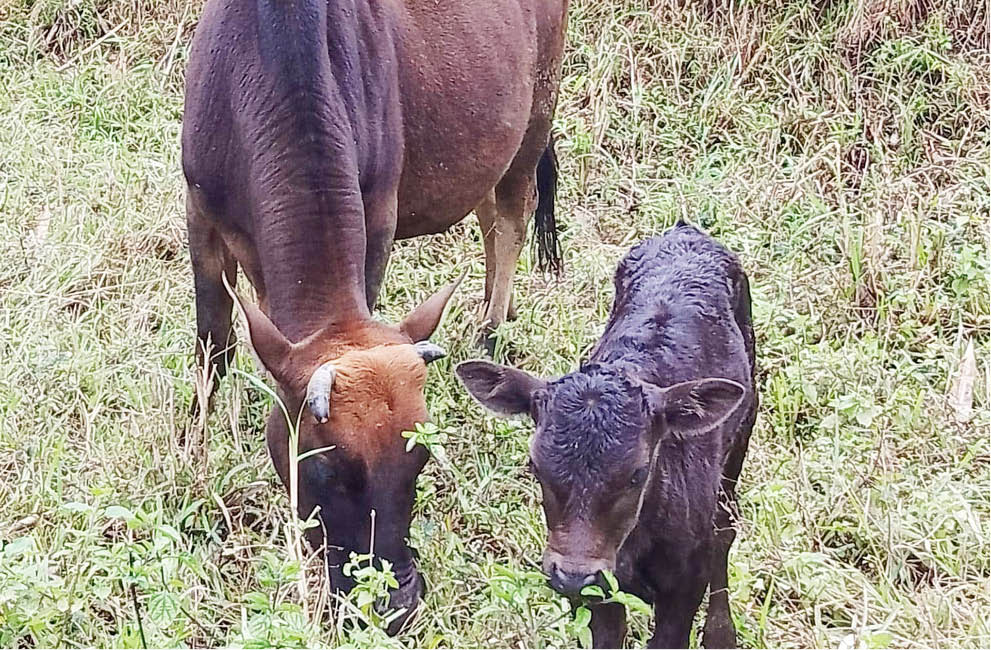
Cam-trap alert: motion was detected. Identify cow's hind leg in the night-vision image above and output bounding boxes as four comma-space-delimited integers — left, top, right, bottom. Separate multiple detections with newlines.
476, 190, 517, 323
476, 189, 499, 308
187, 197, 238, 407
480, 176, 532, 340
479, 152, 540, 353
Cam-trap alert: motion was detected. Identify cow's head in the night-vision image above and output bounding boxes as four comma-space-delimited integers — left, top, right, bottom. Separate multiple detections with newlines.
234, 279, 460, 633
457, 360, 744, 598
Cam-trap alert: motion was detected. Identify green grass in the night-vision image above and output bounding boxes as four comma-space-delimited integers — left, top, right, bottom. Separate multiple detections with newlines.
1, 0, 988, 647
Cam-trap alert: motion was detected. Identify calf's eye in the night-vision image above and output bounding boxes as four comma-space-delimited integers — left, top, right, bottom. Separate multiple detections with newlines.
630, 467, 649, 488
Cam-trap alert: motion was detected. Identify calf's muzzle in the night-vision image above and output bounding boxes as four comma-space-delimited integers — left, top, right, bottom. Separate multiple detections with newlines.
543, 549, 611, 598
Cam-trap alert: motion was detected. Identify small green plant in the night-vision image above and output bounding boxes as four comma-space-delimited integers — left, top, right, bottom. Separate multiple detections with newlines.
487, 564, 549, 614
0, 535, 63, 647
558, 571, 653, 649
340, 552, 402, 632
951, 242, 986, 303
580, 571, 652, 616
484, 563, 576, 646
566, 604, 594, 649
823, 392, 882, 429
402, 421, 451, 466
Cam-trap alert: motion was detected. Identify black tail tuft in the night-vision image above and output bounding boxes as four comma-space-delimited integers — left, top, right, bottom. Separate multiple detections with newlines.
533, 134, 563, 275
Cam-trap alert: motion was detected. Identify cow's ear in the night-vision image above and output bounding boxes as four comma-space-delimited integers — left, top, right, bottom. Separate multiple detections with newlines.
642, 378, 745, 438
456, 361, 546, 416
400, 271, 465, 342
228, 287, 293, 384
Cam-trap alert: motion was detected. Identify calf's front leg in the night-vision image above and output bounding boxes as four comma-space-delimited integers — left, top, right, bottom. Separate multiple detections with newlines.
648, 585, 707, 649
589, 601, 626, 649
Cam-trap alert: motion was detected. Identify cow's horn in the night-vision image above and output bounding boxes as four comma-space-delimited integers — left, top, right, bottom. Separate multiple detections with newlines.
306, 362, 337, 423
414, 341, 447, 364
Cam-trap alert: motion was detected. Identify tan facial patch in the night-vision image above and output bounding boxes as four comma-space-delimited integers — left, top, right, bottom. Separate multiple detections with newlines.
321, 344, 428, 459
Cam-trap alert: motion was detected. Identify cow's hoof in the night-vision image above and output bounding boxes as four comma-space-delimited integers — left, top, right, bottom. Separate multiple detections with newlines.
477, 322, 498, 357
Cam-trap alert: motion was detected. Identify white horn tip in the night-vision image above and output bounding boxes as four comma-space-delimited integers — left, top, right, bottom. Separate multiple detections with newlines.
415, 341, 447, 364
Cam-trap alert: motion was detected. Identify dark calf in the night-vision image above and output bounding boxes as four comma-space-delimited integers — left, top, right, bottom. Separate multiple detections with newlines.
458, 223, 757, 648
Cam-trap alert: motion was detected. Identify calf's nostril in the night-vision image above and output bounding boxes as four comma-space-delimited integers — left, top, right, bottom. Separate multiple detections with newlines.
547, 564, 568, 591
546, 564, 599, 597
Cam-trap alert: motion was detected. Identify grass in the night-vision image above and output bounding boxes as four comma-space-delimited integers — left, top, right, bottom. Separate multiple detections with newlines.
0, 0, 988, 647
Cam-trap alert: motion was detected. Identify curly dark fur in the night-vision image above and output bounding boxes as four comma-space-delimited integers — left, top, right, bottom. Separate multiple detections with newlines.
535, 221, 757, 648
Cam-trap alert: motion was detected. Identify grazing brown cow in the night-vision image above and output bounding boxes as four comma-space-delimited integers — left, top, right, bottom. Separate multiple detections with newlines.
182, 0, 567, 633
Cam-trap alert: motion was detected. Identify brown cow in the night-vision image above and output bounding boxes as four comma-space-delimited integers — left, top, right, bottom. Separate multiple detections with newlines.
181, 0, 568, 633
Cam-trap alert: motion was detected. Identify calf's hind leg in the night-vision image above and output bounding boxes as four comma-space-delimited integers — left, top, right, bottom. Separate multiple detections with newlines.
702, 499, 737, 648
187, 197, 238, 402
702, 419, 753, 649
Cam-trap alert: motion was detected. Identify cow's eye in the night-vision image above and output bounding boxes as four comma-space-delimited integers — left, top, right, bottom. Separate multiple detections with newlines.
318, 464, 337, 483
630, 466, 649, 488
309, 455, 338, 483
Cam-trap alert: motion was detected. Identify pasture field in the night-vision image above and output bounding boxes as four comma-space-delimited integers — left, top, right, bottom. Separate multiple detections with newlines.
0, 0, 988, 647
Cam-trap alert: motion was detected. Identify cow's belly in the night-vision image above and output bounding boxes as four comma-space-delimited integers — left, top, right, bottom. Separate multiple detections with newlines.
393, 0, 538, 238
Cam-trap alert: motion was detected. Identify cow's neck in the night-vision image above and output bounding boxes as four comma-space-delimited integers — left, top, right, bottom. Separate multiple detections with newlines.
252, 0, 372, 342
253, 188, 370, 343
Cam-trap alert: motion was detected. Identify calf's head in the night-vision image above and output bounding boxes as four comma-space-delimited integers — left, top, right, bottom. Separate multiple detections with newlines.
234, 281, 459, 633
457, 361, 744, 598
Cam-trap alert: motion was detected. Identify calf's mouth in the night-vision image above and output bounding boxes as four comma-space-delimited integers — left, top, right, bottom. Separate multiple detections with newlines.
542, 549, 613, 599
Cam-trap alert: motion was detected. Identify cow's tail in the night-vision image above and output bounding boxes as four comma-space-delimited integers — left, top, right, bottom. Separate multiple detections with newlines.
533, 134, 563, 274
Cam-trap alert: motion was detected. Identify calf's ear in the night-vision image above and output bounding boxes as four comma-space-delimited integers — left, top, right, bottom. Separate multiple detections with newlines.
643, 378, 745, 437
456, 361, 546, 416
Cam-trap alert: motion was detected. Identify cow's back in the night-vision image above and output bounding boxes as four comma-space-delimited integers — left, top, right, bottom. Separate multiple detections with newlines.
183, 0, 567, 239
394, 0, 568, 236
182, 0, 404, 225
